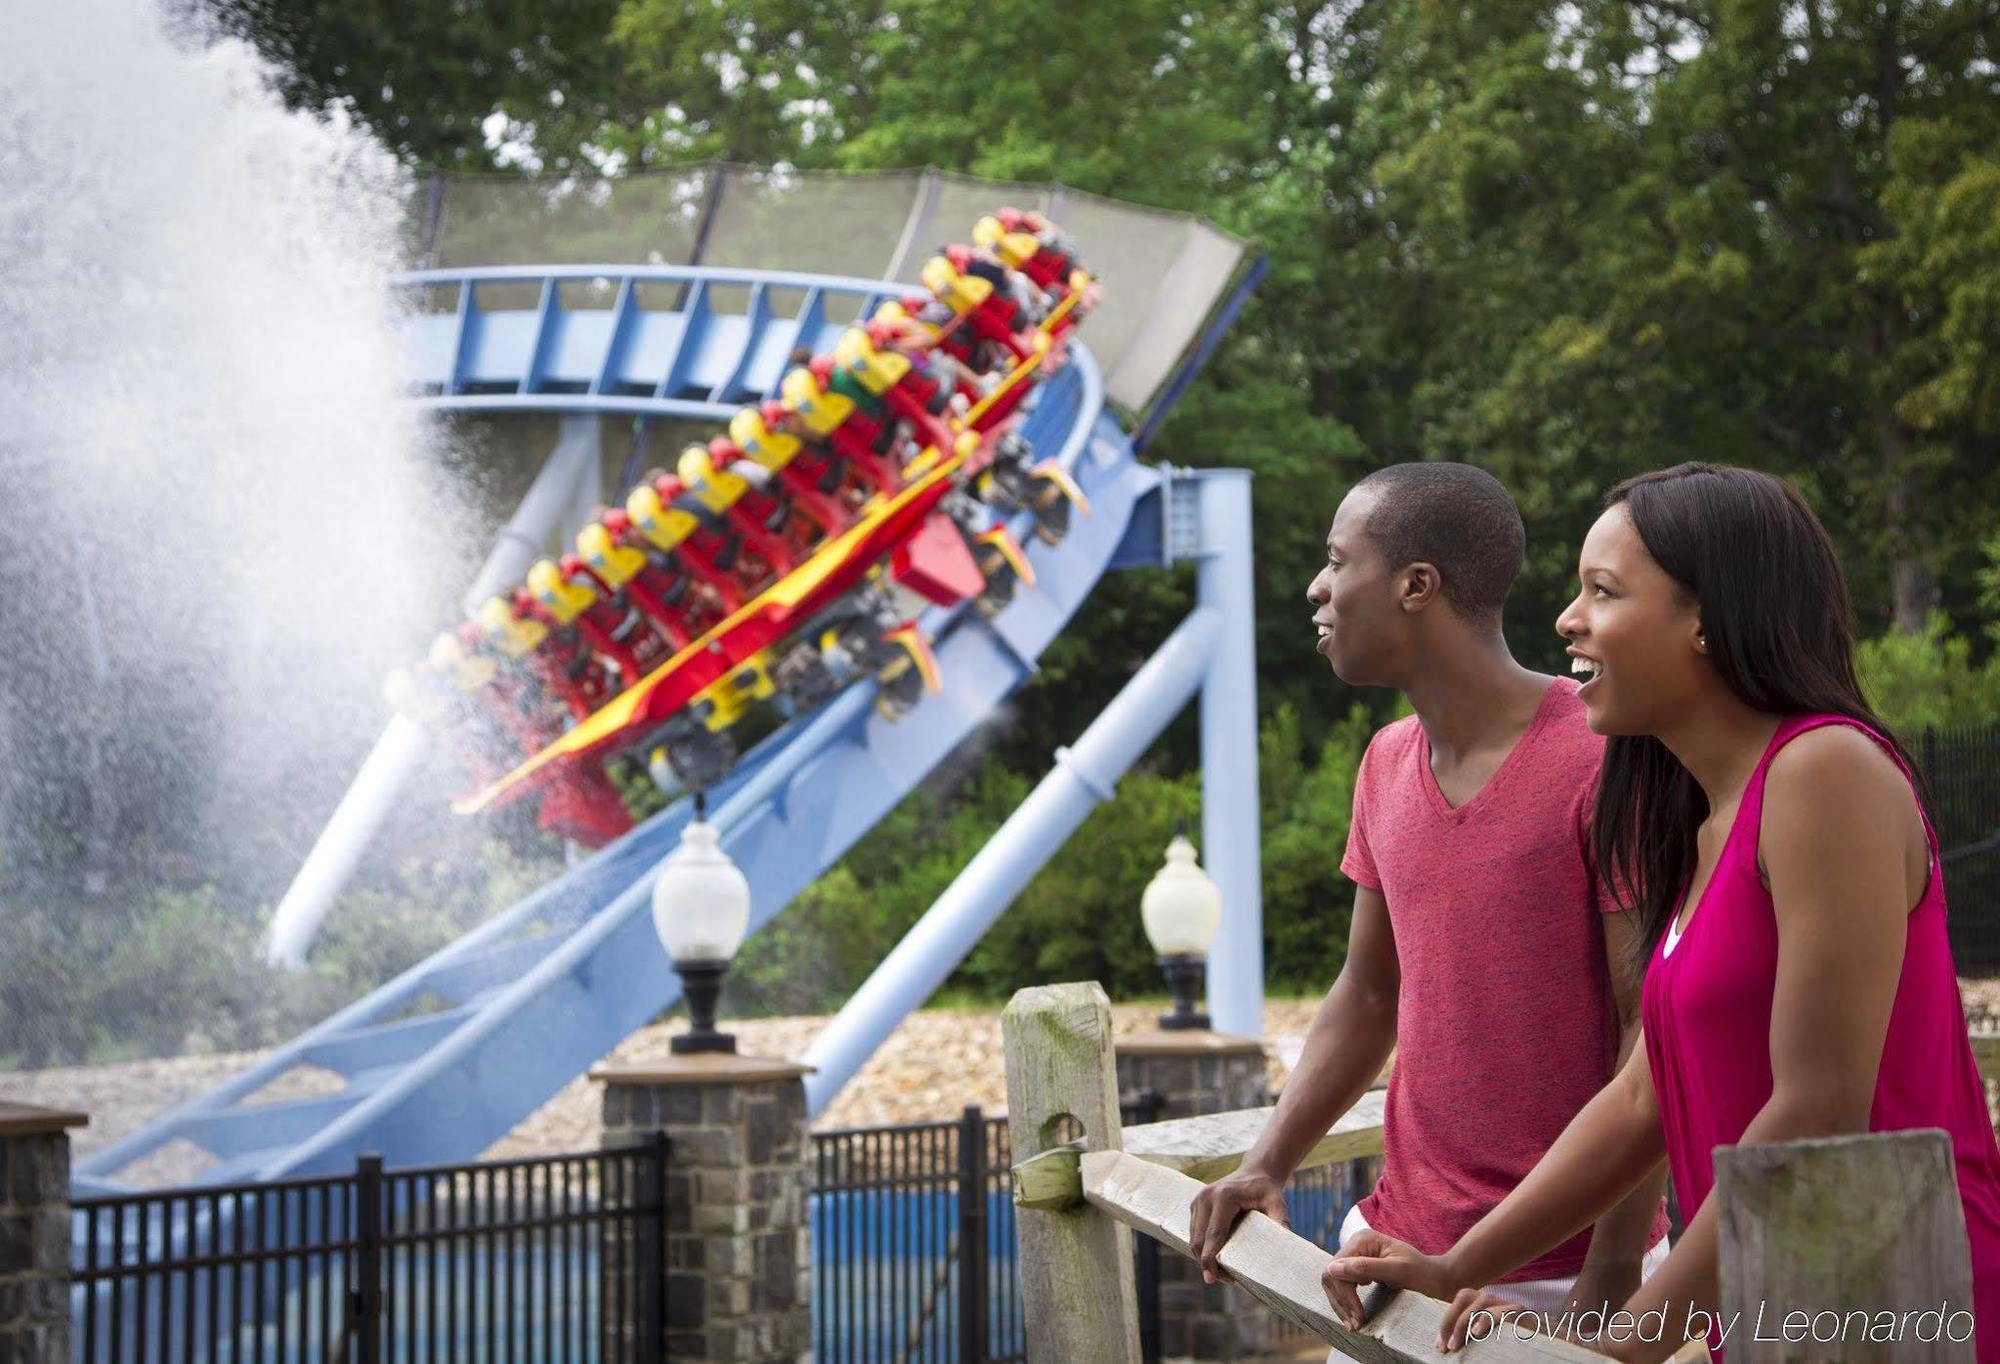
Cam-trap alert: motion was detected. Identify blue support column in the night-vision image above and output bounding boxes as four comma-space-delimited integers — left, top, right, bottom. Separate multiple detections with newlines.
1194, 469, 1263, 1038
462, 415, 601, 614
564, 416, 604, 546
800, 607, 1223, 1115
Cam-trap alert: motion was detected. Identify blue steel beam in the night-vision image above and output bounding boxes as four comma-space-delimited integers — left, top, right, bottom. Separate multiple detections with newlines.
783, 288, 829, 397
709, 279, 773, 403
801, 605, 1224, 1113
589, 277, 641, 397
521, 276, 561, 394
798, 465, 1263, 1112
654, 278, 710, 402
1193, 469, 1263, 1037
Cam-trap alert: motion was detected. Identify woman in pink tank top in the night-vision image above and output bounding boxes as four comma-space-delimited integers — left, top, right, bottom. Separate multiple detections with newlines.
1326, 463, 2000, 1361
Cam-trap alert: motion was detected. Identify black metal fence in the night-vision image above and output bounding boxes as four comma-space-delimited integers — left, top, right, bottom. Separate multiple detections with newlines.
72, 1139, 668, 1363
1918, 724, 2000, 967
809, 1096, 1377, 1363
808, 1095, 1159, 1364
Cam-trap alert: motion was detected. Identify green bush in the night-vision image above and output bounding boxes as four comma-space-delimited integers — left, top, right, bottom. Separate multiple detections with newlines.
1257, 703, 1374, 994
1858, 611, 2000, 733
728, 703, 1372, 1017
0, 841, 561, 1071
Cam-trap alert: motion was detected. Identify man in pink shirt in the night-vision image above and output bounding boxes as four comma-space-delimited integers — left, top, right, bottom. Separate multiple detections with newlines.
1187, 462, 1669, 1320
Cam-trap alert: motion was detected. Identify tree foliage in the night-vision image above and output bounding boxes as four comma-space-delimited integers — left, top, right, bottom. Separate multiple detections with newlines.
217, 0, 2000, 672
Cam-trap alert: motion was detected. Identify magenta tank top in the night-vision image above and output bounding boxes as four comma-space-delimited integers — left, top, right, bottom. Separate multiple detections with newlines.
1641, 714, 2000, 1360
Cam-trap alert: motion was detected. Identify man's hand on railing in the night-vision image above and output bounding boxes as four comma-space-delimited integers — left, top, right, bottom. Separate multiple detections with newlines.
1187, 1165, 1291, 1285
1322, 1227, 1464, 1333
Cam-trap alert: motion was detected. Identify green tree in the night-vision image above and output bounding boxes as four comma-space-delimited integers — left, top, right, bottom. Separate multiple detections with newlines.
207, 0, 626, 169
1543, 0, 2000, 631
1859, 612, 2000, 733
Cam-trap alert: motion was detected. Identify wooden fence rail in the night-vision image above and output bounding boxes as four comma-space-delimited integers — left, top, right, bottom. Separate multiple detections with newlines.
1004, 982, 1983, 1364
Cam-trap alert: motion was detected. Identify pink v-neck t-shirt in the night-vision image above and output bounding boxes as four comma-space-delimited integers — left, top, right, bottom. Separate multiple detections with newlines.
1341, 677, 1670, 1281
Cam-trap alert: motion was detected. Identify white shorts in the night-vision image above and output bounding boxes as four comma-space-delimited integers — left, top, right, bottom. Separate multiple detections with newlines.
1336, 1202, 1670, 1315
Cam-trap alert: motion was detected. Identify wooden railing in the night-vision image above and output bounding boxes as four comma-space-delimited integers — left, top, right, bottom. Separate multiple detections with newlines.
1003, 983, 1983, 1364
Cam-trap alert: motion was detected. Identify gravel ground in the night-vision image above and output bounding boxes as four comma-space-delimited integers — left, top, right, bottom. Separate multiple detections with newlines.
15, 980, 1995, 1188
2, 999, 1329, 1185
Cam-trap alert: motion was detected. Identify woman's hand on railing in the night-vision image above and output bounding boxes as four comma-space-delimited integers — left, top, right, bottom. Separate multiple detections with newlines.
1321, 1228, 1464, 1332
1187, 1166, 1290, 1285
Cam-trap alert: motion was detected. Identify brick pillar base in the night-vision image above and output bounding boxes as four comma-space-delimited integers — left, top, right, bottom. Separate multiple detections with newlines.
1117, 1029, 1270, 1363
595, 1054, 811, 1364
1, 1103, 87, 1364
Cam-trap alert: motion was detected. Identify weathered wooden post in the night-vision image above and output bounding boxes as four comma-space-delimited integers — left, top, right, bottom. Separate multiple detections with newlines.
1003, 982, 1143, 1364
1716, 1129, 1976, 1363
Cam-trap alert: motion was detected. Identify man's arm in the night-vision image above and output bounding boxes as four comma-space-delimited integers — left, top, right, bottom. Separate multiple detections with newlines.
1188, 882, 1399, 1283
1570, 909, 1669, 1309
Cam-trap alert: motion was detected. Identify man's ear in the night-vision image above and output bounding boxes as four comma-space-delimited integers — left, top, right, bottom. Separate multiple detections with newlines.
1400, 562, 1442, 612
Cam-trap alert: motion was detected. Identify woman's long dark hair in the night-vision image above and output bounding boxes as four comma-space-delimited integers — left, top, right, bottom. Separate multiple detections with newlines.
1588, 463, 1923, 962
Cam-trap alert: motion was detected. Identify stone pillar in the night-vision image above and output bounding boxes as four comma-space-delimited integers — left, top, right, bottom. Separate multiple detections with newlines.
595, 1054, 812, 1364
1, 1102, 86, 1364
1117, 1030, 1270, 1363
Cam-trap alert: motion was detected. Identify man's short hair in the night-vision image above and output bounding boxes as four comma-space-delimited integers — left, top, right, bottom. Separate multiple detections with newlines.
1351, 462, 1524, 618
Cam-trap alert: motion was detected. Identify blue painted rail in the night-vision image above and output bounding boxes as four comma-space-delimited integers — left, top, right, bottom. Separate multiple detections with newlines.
396, 263, 913, 420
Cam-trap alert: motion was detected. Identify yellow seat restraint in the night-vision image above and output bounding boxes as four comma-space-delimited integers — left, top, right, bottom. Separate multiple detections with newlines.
429, 631, 496, 691
729, 408, 801, 472
872, 299, 941, 346
526, 559, 596, 626
677, 444, 749, 514
576, 522, 646, 589
920, 255, 992, 314
382, 667, 446, 723
780, 366, 854, 436
972, 216, 1041, 270
626, 484, 700, 552
833, 328, 910, 396
478, 595, 547, 658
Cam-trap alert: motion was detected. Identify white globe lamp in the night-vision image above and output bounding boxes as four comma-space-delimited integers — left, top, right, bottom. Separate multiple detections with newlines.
1140, 820, 1221, 1030
650, 792, 751, 1053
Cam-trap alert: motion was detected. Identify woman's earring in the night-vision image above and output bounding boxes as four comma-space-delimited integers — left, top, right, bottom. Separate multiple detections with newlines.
1697, 633, 1708, 651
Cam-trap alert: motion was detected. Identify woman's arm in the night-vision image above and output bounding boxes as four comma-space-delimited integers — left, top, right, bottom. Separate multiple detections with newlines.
1572, 910, 1670, 1311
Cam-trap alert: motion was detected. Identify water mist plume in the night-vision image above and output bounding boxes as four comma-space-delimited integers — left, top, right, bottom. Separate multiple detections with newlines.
0, 0, 473, 918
